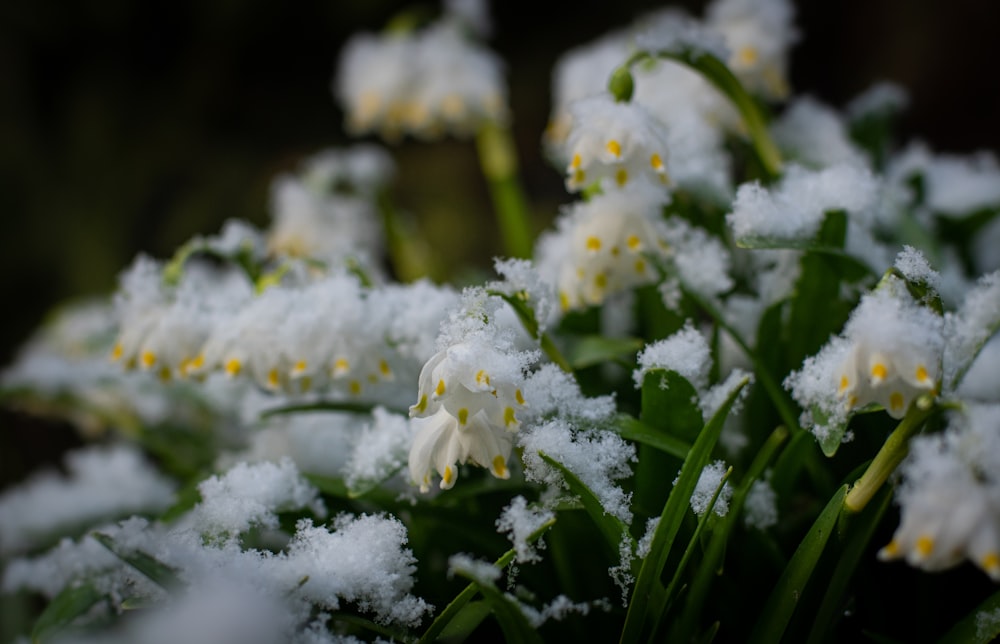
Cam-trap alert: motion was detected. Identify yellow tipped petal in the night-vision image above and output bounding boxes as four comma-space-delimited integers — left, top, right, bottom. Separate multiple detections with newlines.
615, 167, 628, 187
634, 259, 646, 274
457, 408, 469, 425
626, 235, 641, 251
650, 153, 664, 171
838, 374, 850, 393
333, 358, 350, 376
516, 389, 525, 405
871, 362, 888, 382
606, 139, 621, 158
140, 351, 156, 369
889, 392, 905, 413
570, 153, 582, 169
441, 465, 456, 489
915, 365, 929, 384
572, 169, 585, 185
492, 455, 509, 479
158, 366, 172, 382
111, 343, 124, 361
414, 394, 428, 414
267, 368, 280, 389
982, 552, 1000, 576
916, 535, 934, 558
559, 292, 570, 312
379, 359, 392, 377
225, 358, 242, 378
476, 369, 490, 386
435, 379, 446, 396
586, 236, 602, 251
881, 539, 900, 558
504, 406, 517, 427
292, 360, 308, 375
349, 380, 362, 396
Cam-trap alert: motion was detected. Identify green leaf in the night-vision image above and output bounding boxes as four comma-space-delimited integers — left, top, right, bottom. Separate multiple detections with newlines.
937, 588, 1000, 644
538, 452, 632, 557
806, 485, 892, 644
92, 533, 181, 590
620, 376, 749, 644
304, 474, 352, 499
437, 600, 493, 643
31, 583, 104, 644
812, 404, 850, 458
259, 400, 394, 419
748, 484, 849, 644
640, 369, 703, 443
567, 335, 643, 369
613, 415, 691, 460
451, 569, 544, 644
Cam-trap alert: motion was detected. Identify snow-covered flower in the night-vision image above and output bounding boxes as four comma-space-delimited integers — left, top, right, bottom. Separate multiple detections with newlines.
786, 271, 944, 440
536, 183, 671, 311
563, 94, 671, 192
335, 22, 506, 141
408, 293, 538, 491
879, 404, 1000, 580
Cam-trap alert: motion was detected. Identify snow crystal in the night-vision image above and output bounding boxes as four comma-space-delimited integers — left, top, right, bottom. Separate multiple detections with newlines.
894, 245, 942, 292
686, 460, 733, 517
634, 322, 712, 391
522, 363, 617, 423
0, 445, 174, 556
943, 271, 1000, 390
495, 496, 555, 564
189, 459, 324, 538
344, 408, 413, 490
699, 369, 752, 421
727, 163, 879, 243
744, 479, 779, 530
448, 553, 502, 583
845, 81, 909, 122
771, 97, 867, 169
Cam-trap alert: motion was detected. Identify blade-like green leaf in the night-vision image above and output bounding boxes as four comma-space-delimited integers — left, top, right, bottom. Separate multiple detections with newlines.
620, 376, 749, 644
640, 369, 703, 443
451, 569, 544, 644
567, 335, 643, 369
31, 583, 104, 644
748, 484, 849, 644
260, 400, 391, 419
937, 588, 1000, 644
613, 415, 691, 460
92, 532, 180, 590
437, 600, 492, 643
538, 452, 632, 556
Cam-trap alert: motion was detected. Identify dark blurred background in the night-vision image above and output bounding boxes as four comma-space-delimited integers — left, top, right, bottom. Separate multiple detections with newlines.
1, 0, 998, 367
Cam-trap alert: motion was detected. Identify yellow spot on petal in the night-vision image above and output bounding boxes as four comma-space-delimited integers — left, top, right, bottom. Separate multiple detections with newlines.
889, 392, 905, 412
300, 376, 312, 392
586, 236, 602, 251
847, 394, 858, 409
457, 408, 469, 425
349, 380, 362, 396
516, 389, 525, 405
333, 358, 350, 376
492, 455, 509, 479
414, 394, 428, 414
635, 259, 646, 274
573, 169, 585, 185
504, 406, 517, 427
190, 354, 205, 370
435, 379, 446, 396
606, 139, 621, 158
158, 366, 172, 382
570, 153, 582, 169
650, 153, 664, 171
871, 362, 888, 382
982, 552, 1000, 574
379, 359, 392, 377
915, 365, 929, 384
616, 167, 628, 187
267, 369, 280, 389
916, 535, 934, 558
442, 466, 455, 488
292, 360, 308, 375
839, 375, 850, 393
594, 273, 607, 290
559, 291, 570, 312
611, 246, 620, 257
883, 539, 900, 557
140, 351, 156, 369
476, 370, 490, 386
111, 343, 123, 361
626, 235, 641, 251
367, 373, 379, 384
737, 46, 759, 66
225, 358, 242, 377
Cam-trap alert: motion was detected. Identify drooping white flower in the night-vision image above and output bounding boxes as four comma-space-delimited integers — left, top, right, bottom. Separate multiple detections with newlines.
335, 22, 507, 141
563, 94, 671, 192
535, 182, 671, 312
879, 403, 1000, 580
705, 0, 797, 100
408, 292, 538, 491
786, 271, 945, 440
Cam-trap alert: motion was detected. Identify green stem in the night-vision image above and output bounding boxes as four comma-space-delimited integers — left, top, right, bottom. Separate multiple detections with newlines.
375, 189, 439, 282
844, 400, 935, 513
622, 49, 783, 180
475, 121, 534, 259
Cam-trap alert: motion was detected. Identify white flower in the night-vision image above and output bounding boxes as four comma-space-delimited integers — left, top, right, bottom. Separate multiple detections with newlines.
879, 404, 1000, 580
563, 94, 671, 192
535, 183, 671, 311
706, 0, 797, 100
335, 23, 507, 141
408, 344, 527, 491
786, 273, 944, 439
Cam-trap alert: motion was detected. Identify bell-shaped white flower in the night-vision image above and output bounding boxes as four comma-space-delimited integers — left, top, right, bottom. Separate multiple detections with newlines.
563, 94, 671, 192
879, 404, 1000, 580
408, 344, 527, 491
